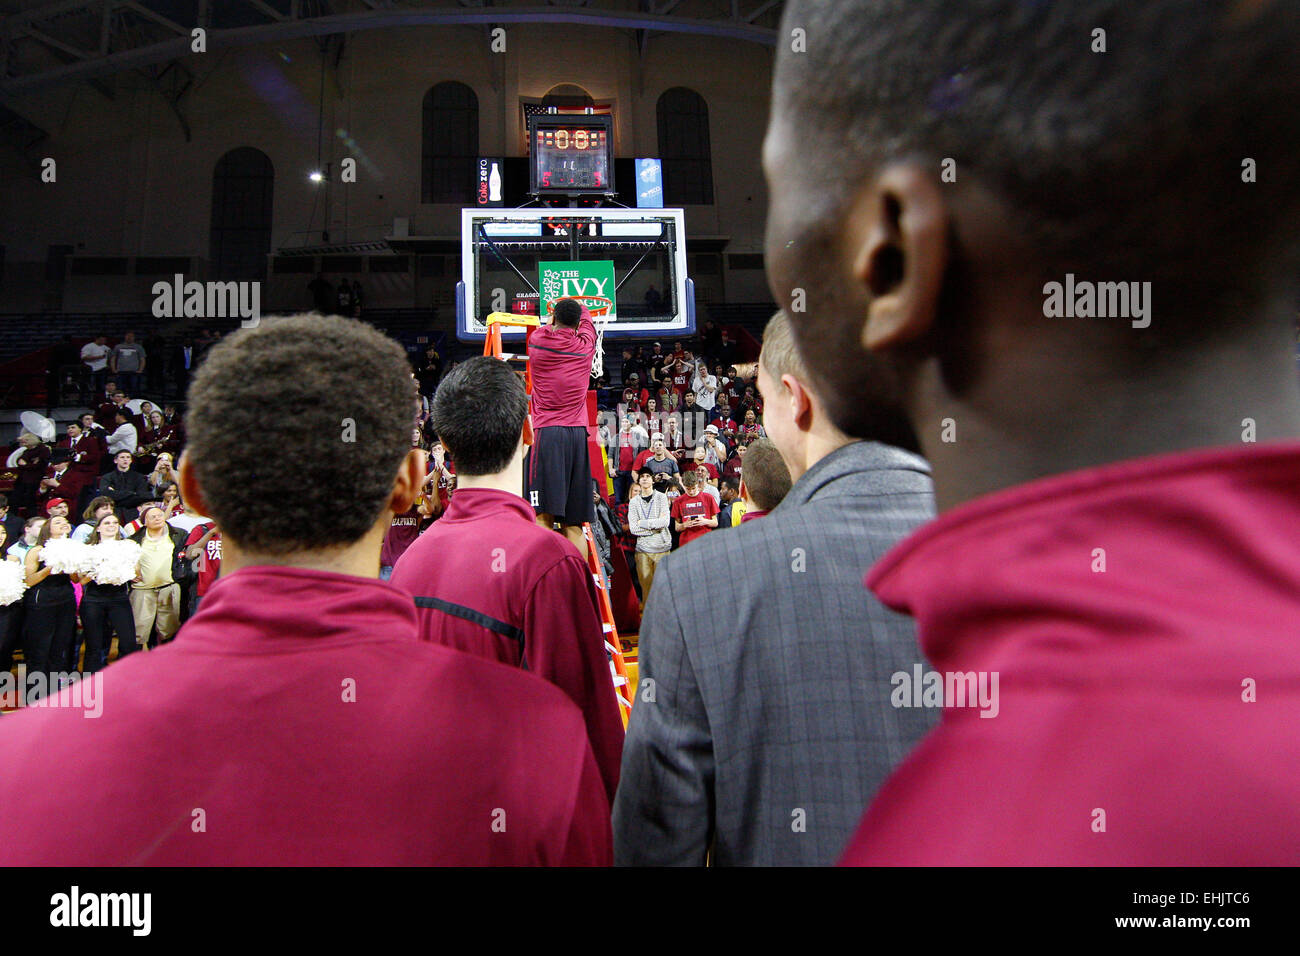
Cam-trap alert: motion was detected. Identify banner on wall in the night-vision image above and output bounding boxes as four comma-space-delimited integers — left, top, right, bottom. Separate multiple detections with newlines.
539, 260, 617, 321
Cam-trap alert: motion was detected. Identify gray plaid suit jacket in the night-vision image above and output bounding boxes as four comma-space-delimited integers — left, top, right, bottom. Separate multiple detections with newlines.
613, 440, 937, 866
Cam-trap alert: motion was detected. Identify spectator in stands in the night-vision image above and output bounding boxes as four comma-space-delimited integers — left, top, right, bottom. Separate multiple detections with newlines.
110, 331, 146, 396
691, 360, 718, 416
95, 388, 123, 432
717, 328, 738, 368
695, 465, 721, 507
72, 497, 117, 544
182, 519, 221, 617
307, 274, 333, 313
710, 397, 739, 445
21, 514, 77, 699
620, 348, 645, 388
679, 390, 708, 443
37, 451, 81, 517
0, 524, 15, 669
10, 431, 50, 519
0, 495, 22, 548
415, 344, 442, 398
99, 450, 150, 523
690, 444, 719, 486
7, 516, 43, 565
106, 409, 138, 458
128, 504, 184, 652
661, 415, 686, 462
627, 471, 671, 604
81, 335, 111, 398
391, 356, 625, 803
698, 424, 729, 468
146, 454, 179, 500
0, 314, 613, 865
670, 469, 718, 549
65, 420, 104, 510
632, 433, 680, 494
738, 408, 766, 443
737, 439, 792, 522
335, 280, 355, 317
610, 415, 648, 503
699, 319, 722, 362
379, 492, 432, 583
73, 510, 137, 673
716, 476, 745, 528
351, 280, 364, 318
623, 373, 649, 407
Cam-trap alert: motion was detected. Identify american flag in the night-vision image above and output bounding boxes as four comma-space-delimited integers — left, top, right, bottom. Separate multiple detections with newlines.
520, 98, 612, 147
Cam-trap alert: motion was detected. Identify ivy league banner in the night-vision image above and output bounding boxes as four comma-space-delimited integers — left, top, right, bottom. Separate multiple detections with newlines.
539, 260, 617, 321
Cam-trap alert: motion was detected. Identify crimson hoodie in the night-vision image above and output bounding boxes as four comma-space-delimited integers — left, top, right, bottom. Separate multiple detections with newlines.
0, 564, 611, 865
529, 305, 595, 429
390, 487, 625, 803
841, 441, 1300, 865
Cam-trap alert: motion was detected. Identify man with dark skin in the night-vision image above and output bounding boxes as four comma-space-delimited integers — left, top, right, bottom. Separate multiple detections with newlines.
765, 0, 1300, 865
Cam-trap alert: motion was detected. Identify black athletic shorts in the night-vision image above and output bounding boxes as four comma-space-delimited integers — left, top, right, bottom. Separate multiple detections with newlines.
525, 425, 595, 526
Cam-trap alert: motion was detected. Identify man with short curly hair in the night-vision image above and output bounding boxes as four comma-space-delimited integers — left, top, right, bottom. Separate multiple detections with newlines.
0, 315, 612, 866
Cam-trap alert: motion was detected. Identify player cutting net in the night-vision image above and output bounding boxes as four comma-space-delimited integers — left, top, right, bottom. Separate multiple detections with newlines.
526, 297, 598, 551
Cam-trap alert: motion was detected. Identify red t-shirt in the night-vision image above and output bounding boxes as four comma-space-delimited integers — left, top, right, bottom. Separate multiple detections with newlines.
183, 523, 222, 596
670, 491, 718, 548
380, 506, 428, 569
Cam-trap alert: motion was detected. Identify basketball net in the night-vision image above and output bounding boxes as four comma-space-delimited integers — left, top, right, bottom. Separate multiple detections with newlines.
589, 306, 613, 380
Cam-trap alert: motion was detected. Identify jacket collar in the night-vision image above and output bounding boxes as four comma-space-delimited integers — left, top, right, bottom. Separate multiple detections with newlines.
781, 441, 932, 510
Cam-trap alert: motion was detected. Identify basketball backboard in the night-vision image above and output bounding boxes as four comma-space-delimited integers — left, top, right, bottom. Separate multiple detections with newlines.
457, 207, 695, 343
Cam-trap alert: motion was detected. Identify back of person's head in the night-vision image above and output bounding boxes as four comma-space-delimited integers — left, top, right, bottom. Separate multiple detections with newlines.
743, 438, 793, 512
769, 0, 1300, 446
551, 298, 583, 328
431, 356, 529, 476
774, 0, 1300, 310
759, 309, 809, 384
184, 315, 416, 555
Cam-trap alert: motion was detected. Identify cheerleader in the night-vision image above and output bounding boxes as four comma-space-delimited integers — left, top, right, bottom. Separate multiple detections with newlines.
22, 514, 77, 695
73, 512, 138, 672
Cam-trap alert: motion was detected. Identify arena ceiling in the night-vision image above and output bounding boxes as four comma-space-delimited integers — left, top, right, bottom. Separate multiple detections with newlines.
0, 0, 785, 96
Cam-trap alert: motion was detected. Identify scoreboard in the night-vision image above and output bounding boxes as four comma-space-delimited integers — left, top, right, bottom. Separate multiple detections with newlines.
527, 113, 615, 197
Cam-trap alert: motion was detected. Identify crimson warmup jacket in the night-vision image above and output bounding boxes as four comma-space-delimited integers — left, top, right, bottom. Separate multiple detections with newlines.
841, 441, 1300, 865
391, 487, 624, 803
0, 565, 612, 865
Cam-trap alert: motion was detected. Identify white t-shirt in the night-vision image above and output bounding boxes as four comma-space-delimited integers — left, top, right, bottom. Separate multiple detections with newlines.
106, 423, 138, 455
81, 342, 110, 371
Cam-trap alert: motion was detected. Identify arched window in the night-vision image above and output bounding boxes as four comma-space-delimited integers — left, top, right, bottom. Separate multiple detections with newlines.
543, 84, 595, 110
210, 147, 273, 281
423, 81, 479, 204
656, 87, 714, 205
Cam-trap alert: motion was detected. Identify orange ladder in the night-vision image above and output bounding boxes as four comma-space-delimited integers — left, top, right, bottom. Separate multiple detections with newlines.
483, 311, 635, 726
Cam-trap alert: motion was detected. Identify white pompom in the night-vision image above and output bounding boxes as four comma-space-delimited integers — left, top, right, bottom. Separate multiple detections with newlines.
0, 561, 26, 606
39, 537, 92, 575
88, 539, 143, 586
